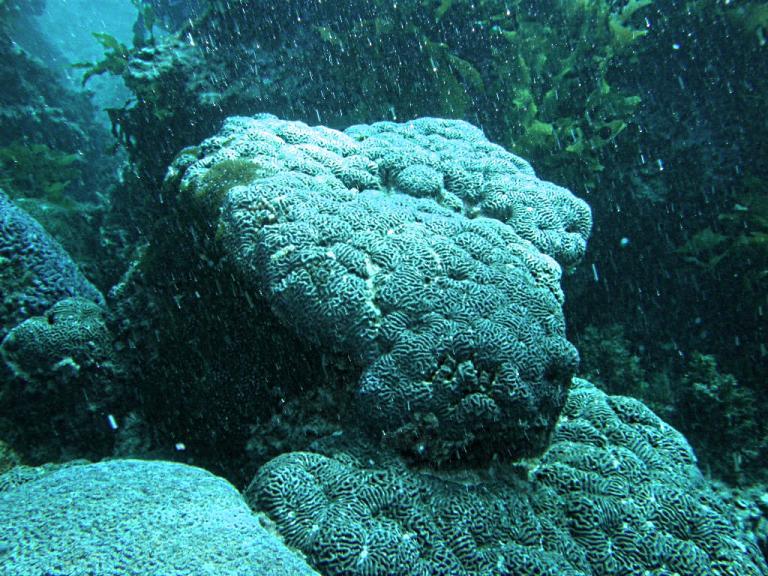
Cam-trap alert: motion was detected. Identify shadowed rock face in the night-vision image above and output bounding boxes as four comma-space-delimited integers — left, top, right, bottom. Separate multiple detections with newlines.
169, 114, 592, 464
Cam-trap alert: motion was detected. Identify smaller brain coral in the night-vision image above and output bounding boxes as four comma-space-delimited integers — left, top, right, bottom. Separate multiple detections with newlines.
0, 459, 319, 576
0, 189, 103, 337
172, 115, 590, 464
0, 298, 120, 461
1, 297, 112, 378
248, 380, 768, 576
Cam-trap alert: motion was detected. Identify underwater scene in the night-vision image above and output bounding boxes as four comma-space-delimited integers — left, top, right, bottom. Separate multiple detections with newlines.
0, 0, 767, 573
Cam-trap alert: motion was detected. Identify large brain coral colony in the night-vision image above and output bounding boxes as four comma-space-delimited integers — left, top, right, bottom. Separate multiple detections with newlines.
172, 114, 591, 463
168, 114, 767, 574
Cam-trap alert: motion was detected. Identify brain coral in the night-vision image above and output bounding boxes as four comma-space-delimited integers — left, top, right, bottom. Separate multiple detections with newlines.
345, 118, 592, 268
0, 459, 319, 576
170, 114, 591, 463
0, 298, 121, 462
1, 297, 112, 378
0, 188, 103, 338
248, 379, 768, 576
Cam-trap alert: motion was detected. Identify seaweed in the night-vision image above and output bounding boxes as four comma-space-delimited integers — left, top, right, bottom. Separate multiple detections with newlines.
678, 175, 768, 295
676, 353, 765, 480
575, 323, 674, 417
578, 323, 768, 482
131, 0, 156, 45
73, 33, 132, 86
421, 38, 483, 117
0, 142, 82, 203
71, 3, 157, 86
695, 0, 768, 45
309, 0, 650, 186
478, 0, 648, 185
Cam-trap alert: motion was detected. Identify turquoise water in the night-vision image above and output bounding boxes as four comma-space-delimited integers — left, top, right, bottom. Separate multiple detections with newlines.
0, 1, 766, 574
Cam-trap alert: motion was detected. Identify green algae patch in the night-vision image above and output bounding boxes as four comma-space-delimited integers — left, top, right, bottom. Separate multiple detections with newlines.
195, 158, 274, 212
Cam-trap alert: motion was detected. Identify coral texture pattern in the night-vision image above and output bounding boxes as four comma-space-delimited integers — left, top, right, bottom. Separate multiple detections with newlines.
171, 115, 591, 463
249, 379, 768, 576
0, 188, 103, 337
0, 459, 318, 576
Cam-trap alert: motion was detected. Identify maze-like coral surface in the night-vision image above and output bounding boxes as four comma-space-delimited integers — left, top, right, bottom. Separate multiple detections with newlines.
0, 459, 318, 576
346, 118, 592, 268
0, 297, 121, 462
171, 114, 591, 462
1, 297, 112, 377
249, 379, 768, 576
0, 189, 103, 337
